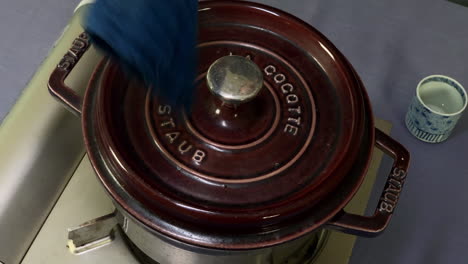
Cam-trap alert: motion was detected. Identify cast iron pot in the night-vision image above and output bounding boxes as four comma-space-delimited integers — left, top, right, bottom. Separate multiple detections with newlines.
49, 1, 410, 263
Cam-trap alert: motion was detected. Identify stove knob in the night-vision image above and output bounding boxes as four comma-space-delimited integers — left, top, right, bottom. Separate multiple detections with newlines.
207, 55, 263, 105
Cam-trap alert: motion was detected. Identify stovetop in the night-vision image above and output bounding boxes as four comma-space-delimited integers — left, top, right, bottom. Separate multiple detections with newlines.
20, 147, 390, 264
21, 157, 140, 263
3, 4, 392, 264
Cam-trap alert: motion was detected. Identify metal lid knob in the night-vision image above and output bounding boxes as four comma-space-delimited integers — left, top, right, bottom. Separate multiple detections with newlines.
207, 55, 264, 105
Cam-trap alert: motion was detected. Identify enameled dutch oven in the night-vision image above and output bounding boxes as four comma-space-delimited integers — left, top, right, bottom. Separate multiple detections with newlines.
49, 1, 410, 263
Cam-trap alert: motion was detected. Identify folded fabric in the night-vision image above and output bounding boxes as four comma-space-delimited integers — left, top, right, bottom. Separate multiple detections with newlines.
83, 0, 198, 107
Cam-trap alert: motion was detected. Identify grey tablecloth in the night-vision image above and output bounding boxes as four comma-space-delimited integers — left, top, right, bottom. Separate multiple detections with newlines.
0, 0, 81, 122
1, 0, 468, 263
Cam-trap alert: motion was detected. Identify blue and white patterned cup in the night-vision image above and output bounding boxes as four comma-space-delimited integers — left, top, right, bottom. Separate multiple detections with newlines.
405, 75, 467, 143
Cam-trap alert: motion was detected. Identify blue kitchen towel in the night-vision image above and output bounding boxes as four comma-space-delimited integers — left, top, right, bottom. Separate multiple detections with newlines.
83, 0, 198, 107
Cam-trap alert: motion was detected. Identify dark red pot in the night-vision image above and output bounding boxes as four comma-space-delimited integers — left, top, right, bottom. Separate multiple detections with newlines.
48, 0, 410, 260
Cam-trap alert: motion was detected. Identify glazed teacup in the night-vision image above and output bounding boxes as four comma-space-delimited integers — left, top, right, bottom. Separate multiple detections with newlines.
405, 75, 467, 143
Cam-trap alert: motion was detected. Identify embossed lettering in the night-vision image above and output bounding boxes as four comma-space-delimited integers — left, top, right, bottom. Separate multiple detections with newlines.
66, 50, 78, 59
178, 141, 193, 154
58, 60, 72, 70
156, 102, 209, 165
57, 34, 89, 71
286, 94, 299, 104
161, 118, 176, 128
274, 74, 286, 84
388, 178, 402, 189
284, 124, 299, 136
385, 186, 400, 195
264, 65, 276, 76
158, 105, 171, 115
73, 39, 86, 49
79, 32, 89, 40
70, 40, 86, 55
58, 54, 76, 70
288, 117, 301, 126
378, 167, 407, 213
288, 106, 301, 114
281, 83, 294, 94
227, 52, 252, 60
392, 167, 407, 179
264, 64, 303, 136
386, 180, 401, 195
379, 202, 394, 213
192, 150, 206, 164
165, 132, 180, 144
383, 192, 398, 204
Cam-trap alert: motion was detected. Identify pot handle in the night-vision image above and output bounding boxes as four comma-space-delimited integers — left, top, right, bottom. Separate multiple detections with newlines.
327, 129, 410, 237
48, 32, 91, 117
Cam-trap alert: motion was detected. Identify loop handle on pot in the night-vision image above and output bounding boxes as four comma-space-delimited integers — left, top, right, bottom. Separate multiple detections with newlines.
48, 32, 91, 116
327, 129, 410, 237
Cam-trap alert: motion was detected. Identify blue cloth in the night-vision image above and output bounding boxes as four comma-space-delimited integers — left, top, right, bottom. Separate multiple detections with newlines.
83, 0, 198, 106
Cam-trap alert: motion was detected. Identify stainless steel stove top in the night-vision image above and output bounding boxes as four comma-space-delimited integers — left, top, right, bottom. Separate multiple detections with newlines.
19, 147, 390, 264
0, 5, 392, 264
21, 157, 141, 264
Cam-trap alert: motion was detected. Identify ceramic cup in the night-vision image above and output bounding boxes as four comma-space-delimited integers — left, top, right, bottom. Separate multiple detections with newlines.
405, 75, 467, 143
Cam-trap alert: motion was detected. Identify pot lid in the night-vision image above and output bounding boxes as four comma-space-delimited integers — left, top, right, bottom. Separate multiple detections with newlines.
84, 0, 371, 249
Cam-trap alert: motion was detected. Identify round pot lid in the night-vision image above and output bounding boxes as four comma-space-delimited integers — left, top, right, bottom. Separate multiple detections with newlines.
83, 0, 372, 249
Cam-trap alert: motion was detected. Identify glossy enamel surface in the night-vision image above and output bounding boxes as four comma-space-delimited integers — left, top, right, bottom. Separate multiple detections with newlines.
81, 0, 374, 249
